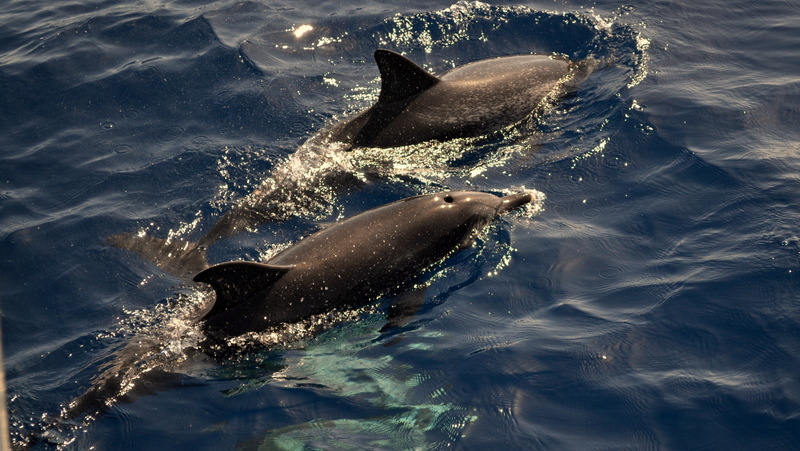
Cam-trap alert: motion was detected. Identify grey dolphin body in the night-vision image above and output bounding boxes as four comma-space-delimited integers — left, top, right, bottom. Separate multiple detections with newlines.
194, 190, 532, 337
325, 49, 576, 148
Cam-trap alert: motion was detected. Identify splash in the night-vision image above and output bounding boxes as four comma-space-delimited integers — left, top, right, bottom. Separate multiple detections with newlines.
501, 186, 547, 219
28, 290, 209, 447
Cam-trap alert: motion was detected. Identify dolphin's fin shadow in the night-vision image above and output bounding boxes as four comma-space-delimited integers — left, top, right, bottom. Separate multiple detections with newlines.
107, 233, 209, 280
378, 288, 428, 348
383, 288, 427, 331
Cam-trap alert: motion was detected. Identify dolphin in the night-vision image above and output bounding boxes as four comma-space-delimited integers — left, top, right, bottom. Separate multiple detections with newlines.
27, 190, 531, 444
193, 190, 533, 337
324, 49, 579, 148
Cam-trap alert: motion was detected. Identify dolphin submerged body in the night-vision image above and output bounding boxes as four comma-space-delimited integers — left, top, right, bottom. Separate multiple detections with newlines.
324, 49, 579, 148
194, 190, 533, 337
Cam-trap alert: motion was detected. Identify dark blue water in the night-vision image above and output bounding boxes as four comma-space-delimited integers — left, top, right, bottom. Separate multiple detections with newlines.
2, 0, 800, 449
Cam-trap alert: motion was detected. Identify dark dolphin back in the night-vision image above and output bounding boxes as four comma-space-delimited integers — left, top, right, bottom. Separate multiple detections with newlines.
327, 50, 578, 148
192, 191, 525, 337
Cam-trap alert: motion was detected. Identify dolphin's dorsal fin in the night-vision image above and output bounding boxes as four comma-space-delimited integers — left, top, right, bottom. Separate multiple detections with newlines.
194, 261, 293, 319
374, 49, 439, 104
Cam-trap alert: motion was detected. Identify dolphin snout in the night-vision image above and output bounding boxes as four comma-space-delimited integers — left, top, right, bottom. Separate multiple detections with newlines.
496, 192, 533, 214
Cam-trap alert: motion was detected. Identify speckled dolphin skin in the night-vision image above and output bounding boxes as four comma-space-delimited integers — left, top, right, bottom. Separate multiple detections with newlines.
325, 49, 576, 148
194, 190, 532, 337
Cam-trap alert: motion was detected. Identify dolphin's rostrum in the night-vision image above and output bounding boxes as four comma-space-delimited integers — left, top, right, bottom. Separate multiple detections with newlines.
194, 190, 533, 337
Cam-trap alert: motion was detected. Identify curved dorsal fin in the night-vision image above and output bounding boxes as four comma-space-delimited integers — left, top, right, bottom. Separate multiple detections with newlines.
194, 261, 293, 320
374, 49, 439, 104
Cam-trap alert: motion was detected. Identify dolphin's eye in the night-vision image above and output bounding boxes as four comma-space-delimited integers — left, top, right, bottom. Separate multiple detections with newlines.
443, 195, 454, 203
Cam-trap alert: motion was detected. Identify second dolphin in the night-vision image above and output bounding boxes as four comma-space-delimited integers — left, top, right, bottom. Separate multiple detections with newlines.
194, 190, 533, 337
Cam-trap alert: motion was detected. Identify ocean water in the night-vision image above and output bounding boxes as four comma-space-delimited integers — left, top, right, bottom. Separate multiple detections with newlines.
2, 0, 799, 449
